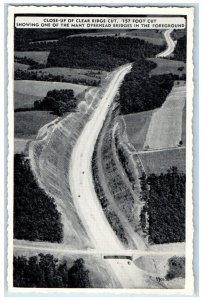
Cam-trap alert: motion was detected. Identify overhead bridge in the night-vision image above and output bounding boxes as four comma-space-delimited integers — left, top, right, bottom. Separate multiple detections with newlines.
13, 241, 185, 261
104, 255, 133, 260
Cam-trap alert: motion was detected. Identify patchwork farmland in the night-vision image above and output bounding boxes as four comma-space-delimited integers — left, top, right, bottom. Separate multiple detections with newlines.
121, 80, 186, 175
137, 148, 185, 175
143, 81, 186, 150
122, 110, 155, 151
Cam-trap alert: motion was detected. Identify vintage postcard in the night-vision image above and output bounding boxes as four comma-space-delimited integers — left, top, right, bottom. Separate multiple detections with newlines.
7, 5, 194, 295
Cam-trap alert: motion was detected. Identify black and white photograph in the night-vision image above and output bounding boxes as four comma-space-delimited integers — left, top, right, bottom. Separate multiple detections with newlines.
7, 5, 194, 294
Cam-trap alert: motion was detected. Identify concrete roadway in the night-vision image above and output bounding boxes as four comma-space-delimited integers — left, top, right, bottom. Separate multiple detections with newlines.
68, 64, 162, 288
156, 29, 176, 58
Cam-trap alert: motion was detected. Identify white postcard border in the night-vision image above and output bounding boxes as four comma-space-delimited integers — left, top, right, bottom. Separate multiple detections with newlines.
7, 5, 194, 295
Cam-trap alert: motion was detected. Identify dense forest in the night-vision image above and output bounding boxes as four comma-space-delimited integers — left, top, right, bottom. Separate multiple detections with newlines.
140, 167, 185, 244
173, 35, 186, 62
47, 36, 163, 71
117, 59, 181, 115
13, 254, 91, 288
14, 28, 98, 51
14, 154, 63, 242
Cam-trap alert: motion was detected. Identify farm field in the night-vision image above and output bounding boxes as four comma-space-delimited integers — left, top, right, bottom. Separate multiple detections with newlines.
14, 92, 42, 109
15, 111, 57, 139
143, 82, 186, 149
14, 80, 88, 98
14, 62, 29, 71
14, 138, 31, 154
27, 67, 108, 85
148, 58, 186, 76
149, 242, 185, 252
14, 51, 50, 64
137, 148, 185, 175
122, 110, 154, 151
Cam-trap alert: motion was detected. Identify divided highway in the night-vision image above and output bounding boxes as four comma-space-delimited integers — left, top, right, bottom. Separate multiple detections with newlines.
69, 64, 157, 288
69, 65, 132, 251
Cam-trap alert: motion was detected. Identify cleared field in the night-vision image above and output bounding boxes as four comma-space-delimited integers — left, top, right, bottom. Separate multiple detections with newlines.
134, 255, 171, 278
122, 110, 154, 151
14, 138, 31, 154
148, 58, 186, 75
134, 254, 185, 288
144, 82, 186, 149
137, 148, 185, 175
15, 111, 57, 139
149, 242, 185, 252
14, 51, 50, 64
14, 80, 88, 98
14, 92, 42, 109
28, 67, 108, 85
14, 62, 29, 71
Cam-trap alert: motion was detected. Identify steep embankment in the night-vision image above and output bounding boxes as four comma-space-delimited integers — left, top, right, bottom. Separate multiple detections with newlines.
29, 85, 105, 249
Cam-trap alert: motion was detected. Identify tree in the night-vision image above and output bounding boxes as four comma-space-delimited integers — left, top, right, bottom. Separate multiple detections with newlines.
165, 256, 185, 280
68, 258, 91, 288
34, 89, 78, 116
13, 254, 92, 288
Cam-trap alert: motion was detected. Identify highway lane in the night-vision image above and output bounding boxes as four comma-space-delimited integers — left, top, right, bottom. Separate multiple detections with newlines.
156, 29, 176, 58
68, 64, 161, 288
69, 64, 132, 251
